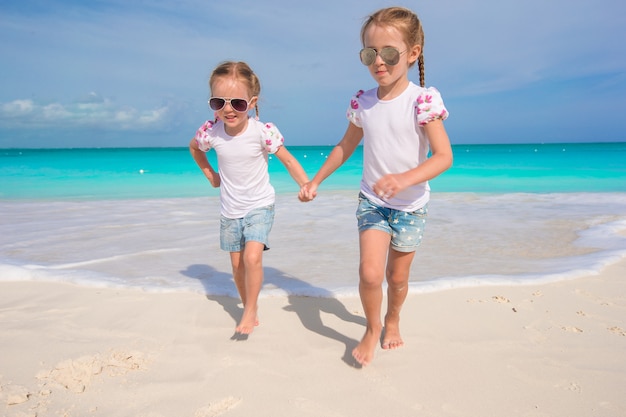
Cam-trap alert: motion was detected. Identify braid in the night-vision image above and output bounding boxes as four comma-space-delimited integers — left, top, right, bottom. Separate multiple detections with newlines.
418, 55, 425, 87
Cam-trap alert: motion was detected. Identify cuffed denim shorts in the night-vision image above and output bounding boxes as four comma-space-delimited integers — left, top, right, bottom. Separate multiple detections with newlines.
356, 193, 428, 253
220, 205, 275, 252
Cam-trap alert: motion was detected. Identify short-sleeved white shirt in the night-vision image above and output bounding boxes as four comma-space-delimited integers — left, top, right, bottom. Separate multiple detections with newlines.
346, 82, 449, 212
194, 118, 284, 218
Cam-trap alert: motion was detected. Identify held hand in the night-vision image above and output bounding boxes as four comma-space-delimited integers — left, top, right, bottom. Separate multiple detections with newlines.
298, 182, 318, 202
373, 174, 403, 200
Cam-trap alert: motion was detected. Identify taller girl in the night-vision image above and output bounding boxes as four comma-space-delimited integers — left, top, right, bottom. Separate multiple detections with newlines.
300, 7, 453, 366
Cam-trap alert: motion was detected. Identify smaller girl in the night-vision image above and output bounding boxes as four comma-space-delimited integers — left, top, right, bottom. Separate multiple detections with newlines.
190, 61, 309, 335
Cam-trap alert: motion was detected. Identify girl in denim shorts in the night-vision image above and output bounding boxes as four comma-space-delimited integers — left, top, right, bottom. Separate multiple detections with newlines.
190, 61, 309, 335
300, 7, 453, 366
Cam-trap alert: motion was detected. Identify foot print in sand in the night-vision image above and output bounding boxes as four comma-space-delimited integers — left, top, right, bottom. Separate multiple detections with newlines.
194, 396, 242, 417
561, 326, 583, 333
492, 295, 510, 303
608, 326, 626, 336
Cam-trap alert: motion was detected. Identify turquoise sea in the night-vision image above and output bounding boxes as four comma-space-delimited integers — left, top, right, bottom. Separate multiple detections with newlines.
1, 142, 626, 297
1, 142, 625, 200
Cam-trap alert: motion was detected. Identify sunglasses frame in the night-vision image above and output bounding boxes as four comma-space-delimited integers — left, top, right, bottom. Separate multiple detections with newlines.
359, 47, 406, 66
208, 97, 251, 113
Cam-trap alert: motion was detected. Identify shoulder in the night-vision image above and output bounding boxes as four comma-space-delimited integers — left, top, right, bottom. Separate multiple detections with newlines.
349, 87, 377, 107
253, 119, 284, 154
413, 85, 449, 126
346, 87, 377, 126
194, 119, 221, 150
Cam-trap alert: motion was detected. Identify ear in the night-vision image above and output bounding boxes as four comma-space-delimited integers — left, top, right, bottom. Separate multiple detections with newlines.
248, 96, 259, 108
408, 44, 421, 65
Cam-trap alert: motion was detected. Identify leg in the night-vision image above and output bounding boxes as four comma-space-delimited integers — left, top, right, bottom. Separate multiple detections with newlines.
235, 241, 265, 334
229, 251, 246, 305
352, 229, 391, 366
382, 248, 415, 350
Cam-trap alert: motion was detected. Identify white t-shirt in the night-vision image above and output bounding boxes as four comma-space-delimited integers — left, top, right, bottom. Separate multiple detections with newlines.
346, 82, 449, 212
194, 118, 284, 218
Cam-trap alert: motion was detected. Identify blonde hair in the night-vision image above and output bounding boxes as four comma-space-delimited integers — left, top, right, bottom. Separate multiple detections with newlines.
360, 7, 426, 87
209, 61, 261, 118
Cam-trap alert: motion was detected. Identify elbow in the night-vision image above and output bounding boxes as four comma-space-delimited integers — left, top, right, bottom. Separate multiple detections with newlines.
434, 150, 453, 171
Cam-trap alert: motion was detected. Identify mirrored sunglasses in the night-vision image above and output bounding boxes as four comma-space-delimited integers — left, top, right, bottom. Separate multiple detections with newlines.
208, 97, 250, 113
359, 47, 405, 66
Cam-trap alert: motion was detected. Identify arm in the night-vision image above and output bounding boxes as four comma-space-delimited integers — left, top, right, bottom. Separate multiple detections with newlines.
300, 122, 363, 201
189, 138, 220, 188
273, 145, 309, 187
372, 119, 453, 199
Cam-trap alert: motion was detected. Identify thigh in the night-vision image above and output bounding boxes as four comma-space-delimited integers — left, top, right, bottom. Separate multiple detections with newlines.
229, 251, 243, 269
359, 229, 391, 285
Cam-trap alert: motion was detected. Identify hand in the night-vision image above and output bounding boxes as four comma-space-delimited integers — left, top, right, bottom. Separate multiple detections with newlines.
298, 182, 318, 202
373, 174, 403, 199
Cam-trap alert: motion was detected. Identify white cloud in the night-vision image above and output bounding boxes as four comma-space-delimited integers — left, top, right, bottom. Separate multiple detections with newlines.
0, 97, 172, 131
1, 99, 35, 116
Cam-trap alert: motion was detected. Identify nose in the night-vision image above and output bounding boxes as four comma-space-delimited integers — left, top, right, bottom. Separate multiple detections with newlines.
373, 53, 386, 65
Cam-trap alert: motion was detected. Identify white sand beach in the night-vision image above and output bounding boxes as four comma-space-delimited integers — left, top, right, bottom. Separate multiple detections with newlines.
1, 259, 625, 417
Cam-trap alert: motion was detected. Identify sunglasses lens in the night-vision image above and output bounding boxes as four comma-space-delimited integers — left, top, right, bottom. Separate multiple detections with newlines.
359, 48, 376, 66
230, 99, 249, 112
208, 98, 249, 112
379, 47, 400, 65
359, 47, 401, 66
209, 98, 225, 111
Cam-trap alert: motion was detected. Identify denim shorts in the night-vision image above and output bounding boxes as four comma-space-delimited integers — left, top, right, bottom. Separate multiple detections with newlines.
220, 205, 275, 252
356, 193, 428, 253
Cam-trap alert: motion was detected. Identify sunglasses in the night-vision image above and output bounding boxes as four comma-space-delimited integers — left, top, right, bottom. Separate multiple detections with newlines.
359, 47, 406, 66
208, 97, 251, 113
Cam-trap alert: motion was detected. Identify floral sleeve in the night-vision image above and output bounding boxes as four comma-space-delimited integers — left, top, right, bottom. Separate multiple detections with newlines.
346, 89, 365, 128
194, 120, 216, 152
415, 87, 449, 126
260, 122, 285, 154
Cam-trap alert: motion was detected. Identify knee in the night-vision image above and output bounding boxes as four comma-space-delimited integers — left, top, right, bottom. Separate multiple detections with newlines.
359, 262, 384, 287
386, 268, 409, 290
243, 251, 263, 269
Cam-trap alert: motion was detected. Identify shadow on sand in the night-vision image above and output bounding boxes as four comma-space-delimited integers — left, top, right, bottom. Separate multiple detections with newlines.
180, 264, 365, 367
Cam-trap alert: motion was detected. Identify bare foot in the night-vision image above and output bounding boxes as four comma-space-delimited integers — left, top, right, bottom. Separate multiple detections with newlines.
352, 326, 382, 366
381, 316, 404, 350
235, 307, 259, 335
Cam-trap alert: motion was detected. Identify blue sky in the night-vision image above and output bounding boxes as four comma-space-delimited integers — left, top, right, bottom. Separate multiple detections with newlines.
1, 0, 625, 148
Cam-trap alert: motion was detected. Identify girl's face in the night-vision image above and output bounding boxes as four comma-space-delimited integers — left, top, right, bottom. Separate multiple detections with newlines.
210, 76, 257, 137
362, 23, 420, 99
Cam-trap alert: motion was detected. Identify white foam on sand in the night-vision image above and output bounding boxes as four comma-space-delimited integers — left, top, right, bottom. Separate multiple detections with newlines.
1, 192, 625, 297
